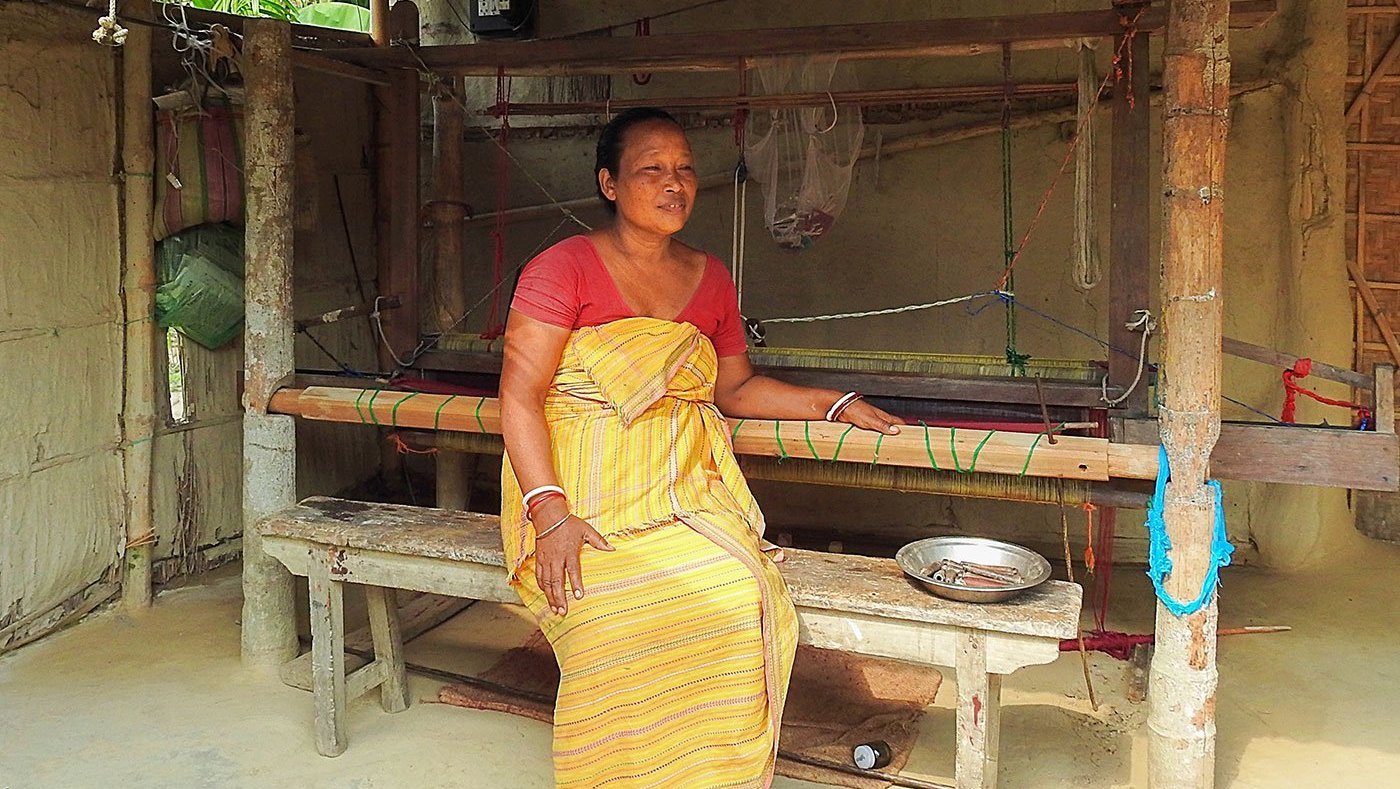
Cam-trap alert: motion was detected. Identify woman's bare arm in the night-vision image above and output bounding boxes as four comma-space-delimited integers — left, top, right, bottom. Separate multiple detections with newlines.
500, 310, 613, 617
713, 353, 902, 434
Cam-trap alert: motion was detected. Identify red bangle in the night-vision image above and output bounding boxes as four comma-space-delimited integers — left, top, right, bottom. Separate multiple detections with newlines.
527, 491, 565, 517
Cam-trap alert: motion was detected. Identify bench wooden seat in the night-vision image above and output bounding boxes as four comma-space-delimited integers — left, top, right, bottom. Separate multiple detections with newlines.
259, 496, 1081, 789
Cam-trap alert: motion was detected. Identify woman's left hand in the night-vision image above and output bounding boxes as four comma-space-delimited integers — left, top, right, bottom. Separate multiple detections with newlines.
838, 399, 903, 435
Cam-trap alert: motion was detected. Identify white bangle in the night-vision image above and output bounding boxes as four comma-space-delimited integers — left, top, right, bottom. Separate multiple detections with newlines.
825, 392, 861, 422
522, 484, 565, 509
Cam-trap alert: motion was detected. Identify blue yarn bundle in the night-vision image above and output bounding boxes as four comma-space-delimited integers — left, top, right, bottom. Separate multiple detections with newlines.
1144, 445, 1234, 617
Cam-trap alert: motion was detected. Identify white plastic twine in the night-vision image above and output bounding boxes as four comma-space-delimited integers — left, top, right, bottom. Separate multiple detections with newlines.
93, 0, 129, 46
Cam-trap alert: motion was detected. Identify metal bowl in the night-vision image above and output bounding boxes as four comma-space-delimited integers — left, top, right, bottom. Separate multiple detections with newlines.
895, 536, 1052, 603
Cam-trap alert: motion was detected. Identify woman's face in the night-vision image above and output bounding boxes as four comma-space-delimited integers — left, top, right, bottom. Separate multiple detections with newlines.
599, 120, 698, 236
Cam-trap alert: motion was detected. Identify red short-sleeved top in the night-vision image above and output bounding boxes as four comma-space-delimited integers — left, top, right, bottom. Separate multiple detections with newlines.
510, 235, 748, 357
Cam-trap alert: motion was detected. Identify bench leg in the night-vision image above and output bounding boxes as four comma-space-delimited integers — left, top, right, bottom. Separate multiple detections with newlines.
955, 631, 1002, 789
308, 560, 348, 757
365, 586, 410, 713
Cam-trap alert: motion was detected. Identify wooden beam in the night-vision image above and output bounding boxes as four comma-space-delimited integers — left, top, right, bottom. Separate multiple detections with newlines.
1376, 365, 1396, 433
1222, 336, 1374, 390
430, 76, 471, 511
412, 347, 1121, 407
270, 386, 1114, 481
291, 50, 389, 86
1347, 256, 1400, 366
1119, 418, 1400, 491
269, 386, 1400, 491
488, 83, 1078, 116
324, 2, 1278, 76
294, 296, 400, 332
384, 68, 421, 362
1109, 10, 1153, 416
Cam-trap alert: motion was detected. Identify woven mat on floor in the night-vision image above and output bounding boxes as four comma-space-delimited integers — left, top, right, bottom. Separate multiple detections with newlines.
438, 632, 941, 788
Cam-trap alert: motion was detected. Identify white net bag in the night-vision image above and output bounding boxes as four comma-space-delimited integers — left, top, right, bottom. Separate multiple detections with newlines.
744, 56, 864, 250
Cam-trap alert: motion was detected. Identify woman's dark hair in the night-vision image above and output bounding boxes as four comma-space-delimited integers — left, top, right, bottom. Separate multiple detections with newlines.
594, 107, 682, 214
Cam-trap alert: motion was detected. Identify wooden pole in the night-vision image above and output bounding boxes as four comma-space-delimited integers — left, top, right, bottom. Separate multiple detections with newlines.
241, 18, 300, 667
430, 77, 472, 510
120, 0, 157, 609
371, 57, 421, 476
1149, 0, 1229, 785
369, 0, 389, 46
1110, 3, 1153, 416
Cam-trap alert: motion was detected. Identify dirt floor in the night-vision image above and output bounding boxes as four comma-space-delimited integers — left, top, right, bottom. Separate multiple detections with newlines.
2, 532, 1399, 789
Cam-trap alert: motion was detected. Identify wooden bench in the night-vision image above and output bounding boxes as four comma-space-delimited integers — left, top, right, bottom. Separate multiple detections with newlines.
259, 497, 1081, 789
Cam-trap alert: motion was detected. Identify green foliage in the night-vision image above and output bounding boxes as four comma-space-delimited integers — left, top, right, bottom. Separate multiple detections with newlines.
171, 0, 370, 31
295, 2, 369, 32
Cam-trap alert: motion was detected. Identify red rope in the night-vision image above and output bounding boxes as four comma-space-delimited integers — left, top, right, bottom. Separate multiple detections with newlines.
483, 67, 512, 339
1059, 629, 1148, 661
1281, 358, 1371, 425
1082, 502, 1097, 573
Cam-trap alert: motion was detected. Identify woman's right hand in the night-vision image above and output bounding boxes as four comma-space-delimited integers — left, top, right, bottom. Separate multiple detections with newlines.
533, 505, 614, 617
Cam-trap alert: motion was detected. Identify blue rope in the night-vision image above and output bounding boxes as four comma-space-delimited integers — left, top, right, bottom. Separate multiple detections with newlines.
1144, 445, 1234, 617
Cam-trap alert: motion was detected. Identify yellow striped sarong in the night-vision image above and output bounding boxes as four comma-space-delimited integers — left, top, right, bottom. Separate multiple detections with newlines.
502, 317, 798, 788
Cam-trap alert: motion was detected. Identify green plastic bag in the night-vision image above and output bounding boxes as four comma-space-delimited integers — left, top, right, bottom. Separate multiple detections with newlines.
155, 224, 246, 350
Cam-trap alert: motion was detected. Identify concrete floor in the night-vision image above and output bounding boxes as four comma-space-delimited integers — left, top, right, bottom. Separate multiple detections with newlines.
2, 534, 1399, 789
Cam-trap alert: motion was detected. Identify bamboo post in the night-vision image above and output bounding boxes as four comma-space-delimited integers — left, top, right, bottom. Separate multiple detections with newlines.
119, 1, 157, 609
430, 76, 473, 510
1149, 0, 1229, 785
241, 18, 300, 667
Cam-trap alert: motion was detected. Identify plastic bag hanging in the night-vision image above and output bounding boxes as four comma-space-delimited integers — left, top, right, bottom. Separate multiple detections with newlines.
744, 56, 864, 250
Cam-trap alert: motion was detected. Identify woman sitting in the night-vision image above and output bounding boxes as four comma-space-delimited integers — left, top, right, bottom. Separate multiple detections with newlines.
499, 107, 901, 788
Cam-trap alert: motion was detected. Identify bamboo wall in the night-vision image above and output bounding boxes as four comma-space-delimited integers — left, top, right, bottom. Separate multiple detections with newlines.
0, 5, 125, 650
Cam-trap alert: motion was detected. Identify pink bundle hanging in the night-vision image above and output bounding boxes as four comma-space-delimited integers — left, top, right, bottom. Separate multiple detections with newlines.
153, 100, 244, 241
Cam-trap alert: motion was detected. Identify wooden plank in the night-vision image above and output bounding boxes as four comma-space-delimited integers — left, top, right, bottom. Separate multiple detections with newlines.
1119, 418, 1400, 491
1223, 335, 1374, 389
1348, 256, 1400, 365
271, 386, 1113, 481
259, 498, 1084, 639
324, 2, 1278, 76
1109, 15, 1153, 416
795, 608, 1059, 676
1376, 364, 1396, 433
281, 593, 473, 691
730, 418, 1109, 481
760, 368, 1120, 408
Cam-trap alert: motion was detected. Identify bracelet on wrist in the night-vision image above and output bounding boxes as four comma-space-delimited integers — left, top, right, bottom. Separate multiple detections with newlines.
534, 513, 571, 540
527, 491, 566, 518
826, 392, 863, 422
522, 484, 565, 510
